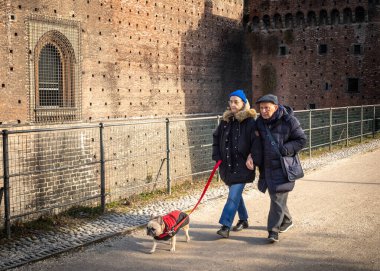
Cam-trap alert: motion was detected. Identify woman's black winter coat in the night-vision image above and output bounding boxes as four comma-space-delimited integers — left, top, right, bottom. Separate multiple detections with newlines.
212, 107, 262, 186
256, 105, 307, 194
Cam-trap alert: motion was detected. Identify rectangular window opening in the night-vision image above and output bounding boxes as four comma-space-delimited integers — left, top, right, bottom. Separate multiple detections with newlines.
347, 78, 360, 93
279, 45, 287, 56
318, 44, 327, 54
353, 44, 362, 55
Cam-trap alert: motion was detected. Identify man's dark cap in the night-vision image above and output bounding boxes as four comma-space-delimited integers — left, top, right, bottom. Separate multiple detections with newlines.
255, 94, 279, 105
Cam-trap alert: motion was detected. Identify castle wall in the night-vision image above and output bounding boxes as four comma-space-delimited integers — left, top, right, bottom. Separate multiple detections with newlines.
247, 0, 380, 109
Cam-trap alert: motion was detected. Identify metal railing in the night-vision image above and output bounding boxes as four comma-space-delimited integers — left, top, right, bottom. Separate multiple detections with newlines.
1, 104, 379, 238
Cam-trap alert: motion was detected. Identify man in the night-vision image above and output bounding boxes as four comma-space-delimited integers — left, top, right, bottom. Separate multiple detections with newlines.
246, 94, 306, 243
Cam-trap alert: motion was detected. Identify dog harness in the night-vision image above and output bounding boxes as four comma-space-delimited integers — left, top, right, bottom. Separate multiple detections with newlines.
154, 210, 189, 241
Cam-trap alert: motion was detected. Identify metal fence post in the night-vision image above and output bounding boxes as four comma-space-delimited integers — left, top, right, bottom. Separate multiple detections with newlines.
216, 115, 220, 182
373, 106, 376, 138
346, 106, 349, 146
2, 130, 11, 238
165, 118, 171, 195
99, 123, 106, 213
360, 105, 363, 143
309, 109, 312, 158
329, 108, 332, 151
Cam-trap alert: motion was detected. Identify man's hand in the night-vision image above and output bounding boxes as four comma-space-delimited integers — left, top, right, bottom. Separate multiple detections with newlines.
246, 153, 255, 170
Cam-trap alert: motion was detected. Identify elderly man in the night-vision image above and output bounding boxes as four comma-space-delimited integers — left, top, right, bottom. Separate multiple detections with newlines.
246, 94, 306, 243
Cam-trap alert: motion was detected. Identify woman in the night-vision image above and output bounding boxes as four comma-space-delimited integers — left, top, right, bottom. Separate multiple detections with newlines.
212, 89, 262, 238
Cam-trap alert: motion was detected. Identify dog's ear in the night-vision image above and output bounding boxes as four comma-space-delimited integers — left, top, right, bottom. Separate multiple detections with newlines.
150, 213, 155, 220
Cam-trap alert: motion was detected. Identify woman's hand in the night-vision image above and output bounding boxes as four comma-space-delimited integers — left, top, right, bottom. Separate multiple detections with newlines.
246, 153, 255, 170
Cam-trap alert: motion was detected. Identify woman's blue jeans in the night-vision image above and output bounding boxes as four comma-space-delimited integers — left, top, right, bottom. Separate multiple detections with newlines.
219, 183, 248, 228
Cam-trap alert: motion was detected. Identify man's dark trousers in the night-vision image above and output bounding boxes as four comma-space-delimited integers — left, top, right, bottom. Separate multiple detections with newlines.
268, 192, 292, 232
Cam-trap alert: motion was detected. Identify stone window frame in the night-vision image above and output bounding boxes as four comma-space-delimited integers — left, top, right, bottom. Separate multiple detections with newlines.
27, 15, 81, 123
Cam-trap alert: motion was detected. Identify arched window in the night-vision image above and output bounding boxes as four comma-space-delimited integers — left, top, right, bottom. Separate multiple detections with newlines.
38, 44, 63, 107
319, 10, 328, 25
295, 11, 305, 27
355, 6, 365, 22
252, 16, 260, 31
307, 11, 317, 26
343, 8, 353, 23
34, 30, 77, 122
263, 15, 271, 29
273, 13, 283, 28
331, 9, 340, 25
285, 13, 294, 28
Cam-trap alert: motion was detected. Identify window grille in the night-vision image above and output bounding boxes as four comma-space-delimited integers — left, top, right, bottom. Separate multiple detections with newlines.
38, 44, 63, 107
28, 16, 81, 123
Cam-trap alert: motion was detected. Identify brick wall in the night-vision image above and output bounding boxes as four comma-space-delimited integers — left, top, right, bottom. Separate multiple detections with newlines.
0, 0, 251, 223
0, 0, 251, 125
4, 128, 100, 220
247, 0, 380, 110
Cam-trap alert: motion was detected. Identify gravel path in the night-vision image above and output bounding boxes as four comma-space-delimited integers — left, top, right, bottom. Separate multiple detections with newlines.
1, 139, 380, 271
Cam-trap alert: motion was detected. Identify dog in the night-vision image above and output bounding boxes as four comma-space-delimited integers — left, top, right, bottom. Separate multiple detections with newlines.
146, 210, 190, 253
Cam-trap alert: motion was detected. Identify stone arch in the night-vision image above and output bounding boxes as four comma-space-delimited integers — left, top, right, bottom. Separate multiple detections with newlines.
355, 6, 366, 22
252, 16, 260, 30
285, 13, 294, 28
307, 11, 317, 26
343, 8, 353, 23
319, 9, 328, 25
331, 9, 340, 25
273, 13, 283, 28
295, 11, 305, 27
263, 14, 271, 29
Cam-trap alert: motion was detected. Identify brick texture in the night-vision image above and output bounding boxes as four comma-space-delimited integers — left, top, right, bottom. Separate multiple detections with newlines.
247, 0, 380, 110
0, 0, 251, 126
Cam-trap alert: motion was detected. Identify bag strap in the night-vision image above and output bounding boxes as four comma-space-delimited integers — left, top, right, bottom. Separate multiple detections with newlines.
264, 124, 282, 158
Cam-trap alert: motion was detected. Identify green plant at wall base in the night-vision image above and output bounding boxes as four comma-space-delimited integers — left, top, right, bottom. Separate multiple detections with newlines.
266, 35, 280, 55
260, 63, 277, 95
283, 29, 294, 45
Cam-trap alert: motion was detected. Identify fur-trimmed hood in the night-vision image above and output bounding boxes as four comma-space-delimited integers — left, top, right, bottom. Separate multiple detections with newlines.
222, 101, 257, 122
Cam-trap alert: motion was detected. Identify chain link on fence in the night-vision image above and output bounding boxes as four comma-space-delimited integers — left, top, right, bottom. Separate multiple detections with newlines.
1, 105, 379, 238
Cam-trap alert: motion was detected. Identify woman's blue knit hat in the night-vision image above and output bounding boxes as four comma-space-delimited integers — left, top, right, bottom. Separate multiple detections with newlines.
229, 89, 247, 103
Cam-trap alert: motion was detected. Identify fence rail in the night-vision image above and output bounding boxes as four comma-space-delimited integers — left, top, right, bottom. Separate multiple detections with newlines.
1, 104, 380, 238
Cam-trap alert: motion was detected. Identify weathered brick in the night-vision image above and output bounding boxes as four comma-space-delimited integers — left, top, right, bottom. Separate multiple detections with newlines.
247, 0, 380, 109
0, 0, 251, 125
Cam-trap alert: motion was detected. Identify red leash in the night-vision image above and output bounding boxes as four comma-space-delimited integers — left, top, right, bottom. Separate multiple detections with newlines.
166, 160, 222, 235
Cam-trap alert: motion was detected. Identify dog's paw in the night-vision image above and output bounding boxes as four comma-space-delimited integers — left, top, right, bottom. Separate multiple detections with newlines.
170, 247, 176, 252
186, 237, 191, 242
149, 249, 156, 254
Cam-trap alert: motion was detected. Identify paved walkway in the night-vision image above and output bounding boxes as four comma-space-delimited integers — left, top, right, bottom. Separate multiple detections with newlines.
10, 147, 380, 271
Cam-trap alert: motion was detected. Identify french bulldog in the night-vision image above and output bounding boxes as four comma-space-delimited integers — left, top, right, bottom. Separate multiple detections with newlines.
146, 210, 190, 253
